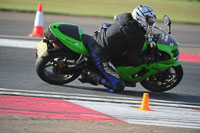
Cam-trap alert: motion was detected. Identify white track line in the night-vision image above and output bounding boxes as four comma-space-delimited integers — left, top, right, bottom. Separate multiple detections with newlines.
0, 87, 199, 108
0, 38, 38, 49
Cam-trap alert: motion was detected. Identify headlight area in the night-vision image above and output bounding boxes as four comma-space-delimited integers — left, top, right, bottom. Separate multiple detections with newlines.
173, 49, 180, 60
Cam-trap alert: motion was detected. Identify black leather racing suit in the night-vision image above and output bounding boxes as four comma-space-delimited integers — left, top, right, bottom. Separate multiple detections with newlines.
86, 13, 146, 92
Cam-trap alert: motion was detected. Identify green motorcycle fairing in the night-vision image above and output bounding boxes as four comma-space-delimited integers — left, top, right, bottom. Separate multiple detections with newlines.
49, 22, 180, 83
116, 32, 180, 82
49, 22, 90, 56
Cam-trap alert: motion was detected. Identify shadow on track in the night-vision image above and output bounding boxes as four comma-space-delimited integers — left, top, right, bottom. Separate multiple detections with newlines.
61, 84, 200, 106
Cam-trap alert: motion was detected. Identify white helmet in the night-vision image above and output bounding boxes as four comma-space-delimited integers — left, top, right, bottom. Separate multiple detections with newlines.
132, 5, 156, 31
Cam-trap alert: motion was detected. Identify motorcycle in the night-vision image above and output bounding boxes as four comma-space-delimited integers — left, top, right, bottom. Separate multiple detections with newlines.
35, 15, 183, 92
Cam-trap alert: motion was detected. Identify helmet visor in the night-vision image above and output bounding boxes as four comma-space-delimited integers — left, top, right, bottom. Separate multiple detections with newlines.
146, 16, 156, 26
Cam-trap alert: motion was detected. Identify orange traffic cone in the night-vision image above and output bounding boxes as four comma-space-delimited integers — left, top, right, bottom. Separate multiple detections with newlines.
137, 93, 153, 111
29, 2, 44, 37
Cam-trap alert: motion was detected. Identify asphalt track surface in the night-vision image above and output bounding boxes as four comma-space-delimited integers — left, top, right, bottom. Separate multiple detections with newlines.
0, 11, 200, 132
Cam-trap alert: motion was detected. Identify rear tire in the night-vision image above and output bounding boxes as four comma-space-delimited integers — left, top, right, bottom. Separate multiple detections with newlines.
140, 64, 183, 92
35, 50, 81, 85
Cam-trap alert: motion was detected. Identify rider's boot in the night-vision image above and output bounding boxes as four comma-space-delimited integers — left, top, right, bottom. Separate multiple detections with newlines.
79, 69, 98, 85
80, 69, 101, 85
99, 62, 125, 92
80, 68, 124, 93
80, 69, 110, 86
85, 38, 125, 92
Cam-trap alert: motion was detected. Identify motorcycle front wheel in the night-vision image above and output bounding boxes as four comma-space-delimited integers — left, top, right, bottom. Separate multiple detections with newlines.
140, 64, 183, 92
35, 50, 81, 85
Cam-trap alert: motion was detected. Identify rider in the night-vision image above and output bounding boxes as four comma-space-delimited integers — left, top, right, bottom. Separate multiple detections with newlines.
83, 5, 157, 92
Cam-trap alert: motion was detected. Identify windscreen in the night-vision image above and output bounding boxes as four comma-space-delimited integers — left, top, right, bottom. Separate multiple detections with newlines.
152, 27, 179, 46
157, 33, 179, 46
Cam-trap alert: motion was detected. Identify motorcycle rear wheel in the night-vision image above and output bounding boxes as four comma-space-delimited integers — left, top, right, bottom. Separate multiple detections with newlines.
140, 64, 183, 92
35, 50, 81, 85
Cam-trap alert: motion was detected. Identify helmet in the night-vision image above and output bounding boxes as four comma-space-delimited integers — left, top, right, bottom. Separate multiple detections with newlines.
132, 5, 156, 31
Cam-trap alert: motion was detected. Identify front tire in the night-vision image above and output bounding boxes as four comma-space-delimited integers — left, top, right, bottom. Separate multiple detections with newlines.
35, 50, 81, 85
140, 64, 183, 92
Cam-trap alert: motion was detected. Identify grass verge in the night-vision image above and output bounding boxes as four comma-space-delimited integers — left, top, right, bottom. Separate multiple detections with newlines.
0, 0, 200, 24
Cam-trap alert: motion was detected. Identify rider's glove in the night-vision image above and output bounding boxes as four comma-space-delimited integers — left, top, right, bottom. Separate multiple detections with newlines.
149, 41, 156, 48
146, 32, 157, 48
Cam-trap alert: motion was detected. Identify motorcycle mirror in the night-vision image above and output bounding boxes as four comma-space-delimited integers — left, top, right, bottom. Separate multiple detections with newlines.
163, 15, 172, 34
163, 15, 171, 26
